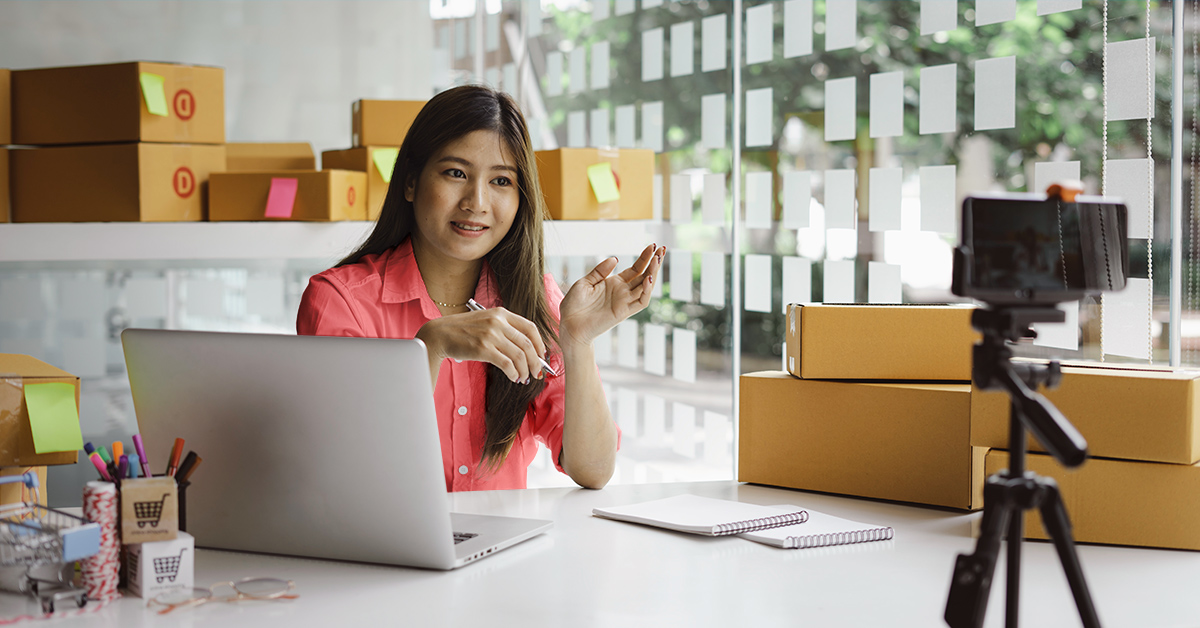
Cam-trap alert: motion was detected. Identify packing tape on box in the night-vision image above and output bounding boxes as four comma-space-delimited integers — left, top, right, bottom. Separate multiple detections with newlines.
81, 481, 119, 601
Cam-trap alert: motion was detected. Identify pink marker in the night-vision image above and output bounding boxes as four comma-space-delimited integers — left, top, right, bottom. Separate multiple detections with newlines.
89, 453, 112, 481
133, 434, 153, 479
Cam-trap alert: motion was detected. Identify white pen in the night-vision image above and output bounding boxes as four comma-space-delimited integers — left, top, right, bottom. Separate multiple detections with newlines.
466, 298, 560, 377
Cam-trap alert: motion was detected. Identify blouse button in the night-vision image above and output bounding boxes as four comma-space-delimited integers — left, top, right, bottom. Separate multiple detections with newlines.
458, 465, 469, 475
457, 406, 468, 416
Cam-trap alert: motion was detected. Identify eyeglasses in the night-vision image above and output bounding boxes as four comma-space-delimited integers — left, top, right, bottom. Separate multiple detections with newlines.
147, 577, 298, 615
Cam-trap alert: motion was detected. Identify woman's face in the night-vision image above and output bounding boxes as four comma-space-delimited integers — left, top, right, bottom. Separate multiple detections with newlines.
405, 129, 521, 266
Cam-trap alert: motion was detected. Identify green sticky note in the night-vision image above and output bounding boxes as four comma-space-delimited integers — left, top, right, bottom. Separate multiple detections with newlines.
139, 72, 169, 117
587, 162, 621, 203
23, 382, 84, 454
373, 147, 400, 184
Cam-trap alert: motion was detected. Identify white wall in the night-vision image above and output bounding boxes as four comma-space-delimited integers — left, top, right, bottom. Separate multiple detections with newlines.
0, 0, 434, 155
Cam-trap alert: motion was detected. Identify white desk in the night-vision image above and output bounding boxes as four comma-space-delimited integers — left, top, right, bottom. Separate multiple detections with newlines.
4, 481, 1199, 627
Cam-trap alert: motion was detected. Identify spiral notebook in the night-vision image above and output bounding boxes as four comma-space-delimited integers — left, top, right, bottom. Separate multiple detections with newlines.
739, 505, 894, 549
592, 494, 808, 537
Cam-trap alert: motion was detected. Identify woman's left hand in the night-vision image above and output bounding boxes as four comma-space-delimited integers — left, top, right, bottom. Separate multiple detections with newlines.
559, 243, 665, 350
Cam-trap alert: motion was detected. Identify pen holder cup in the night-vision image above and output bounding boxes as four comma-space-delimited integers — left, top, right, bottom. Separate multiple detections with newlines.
119, 477, 178, 545
177, 481, 189, 533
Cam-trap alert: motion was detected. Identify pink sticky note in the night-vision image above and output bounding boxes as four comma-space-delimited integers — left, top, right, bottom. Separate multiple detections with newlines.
264, 177, 299, 218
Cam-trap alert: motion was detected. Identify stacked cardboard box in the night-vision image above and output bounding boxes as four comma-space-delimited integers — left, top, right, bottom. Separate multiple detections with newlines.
740, 303, 986, 510
973, 360, 1200, 550
9, 62, 226, 222
210, 141, 368, 222
317, 99, 425, 221
225, 142, 315, 172
0, 354, 86, 507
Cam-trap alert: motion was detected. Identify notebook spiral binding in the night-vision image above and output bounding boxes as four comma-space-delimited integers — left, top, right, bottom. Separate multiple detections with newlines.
785, 526, 895, 550
712, 510, 809, 536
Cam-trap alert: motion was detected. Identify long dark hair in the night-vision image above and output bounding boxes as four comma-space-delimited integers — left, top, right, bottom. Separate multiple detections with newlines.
337, 85, 556, 472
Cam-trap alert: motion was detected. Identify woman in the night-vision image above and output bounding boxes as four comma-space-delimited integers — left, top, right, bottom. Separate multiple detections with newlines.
297, 84, 663, 492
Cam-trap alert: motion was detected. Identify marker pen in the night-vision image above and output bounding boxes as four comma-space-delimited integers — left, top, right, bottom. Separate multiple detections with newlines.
132, 434, 152, 479
88, 453, 112, 481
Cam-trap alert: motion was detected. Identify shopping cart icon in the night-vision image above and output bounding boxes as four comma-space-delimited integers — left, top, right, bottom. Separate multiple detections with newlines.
134, 494, 171, 528
153, 547, 189, 583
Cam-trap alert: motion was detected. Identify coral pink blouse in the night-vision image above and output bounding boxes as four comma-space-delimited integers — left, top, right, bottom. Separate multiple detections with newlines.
296, 238, 571, 492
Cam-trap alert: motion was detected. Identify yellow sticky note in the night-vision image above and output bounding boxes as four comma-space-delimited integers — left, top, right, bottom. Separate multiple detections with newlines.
139, 72, 169, 117
23, 382, 84, 454
372, 148, 400, 184
587, 162, 621, 203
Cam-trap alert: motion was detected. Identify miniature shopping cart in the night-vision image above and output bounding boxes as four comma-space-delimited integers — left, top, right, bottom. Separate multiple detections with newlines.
133, 493, 171, 528
153, 547, 189, 583
0, 472, 101, 613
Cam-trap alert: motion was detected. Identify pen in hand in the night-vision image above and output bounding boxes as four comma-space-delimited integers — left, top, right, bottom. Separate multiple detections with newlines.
465, 298, 559, 377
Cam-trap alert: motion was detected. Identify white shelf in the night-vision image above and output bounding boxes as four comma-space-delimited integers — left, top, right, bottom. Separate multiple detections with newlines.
0, 220, 658, 264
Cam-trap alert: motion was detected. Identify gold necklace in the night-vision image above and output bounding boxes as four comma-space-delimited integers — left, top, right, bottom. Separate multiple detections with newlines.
433, 299, 467, 308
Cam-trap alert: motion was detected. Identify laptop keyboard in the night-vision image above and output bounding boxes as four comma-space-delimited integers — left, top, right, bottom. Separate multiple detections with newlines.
453, 531, 478, 544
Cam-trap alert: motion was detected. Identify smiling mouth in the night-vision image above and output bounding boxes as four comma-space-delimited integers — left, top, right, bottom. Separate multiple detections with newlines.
452, 222, 487, 232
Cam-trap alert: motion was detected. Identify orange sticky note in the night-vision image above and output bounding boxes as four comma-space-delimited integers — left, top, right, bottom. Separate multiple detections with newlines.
264, 178, 299, 218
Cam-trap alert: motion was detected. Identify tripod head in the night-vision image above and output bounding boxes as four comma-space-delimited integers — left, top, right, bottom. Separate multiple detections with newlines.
970, 306, 1088, 468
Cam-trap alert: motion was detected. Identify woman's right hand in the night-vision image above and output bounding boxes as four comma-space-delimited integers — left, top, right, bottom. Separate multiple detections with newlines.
416, 308, 549, 384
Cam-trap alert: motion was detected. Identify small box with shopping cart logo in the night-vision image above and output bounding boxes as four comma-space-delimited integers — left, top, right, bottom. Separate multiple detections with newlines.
120, 477, 178, 544
126, 532, 193, 599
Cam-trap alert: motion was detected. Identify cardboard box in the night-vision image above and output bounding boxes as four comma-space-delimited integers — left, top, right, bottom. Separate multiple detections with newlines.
973, 360, 1200, 465
321, 147, 396, 220
739, 371, 986, 510
0, 466, 47, 507
226, 142, 315, 171
986, 450, 1200, 551
11, 143, 224, 222
0, 148, 8, 223
0, 354, 80, 467
12, 62, 224, 146
121, 476, 178, 544
126, 532, 194, 598
352, 99, 424, 148
209, 170, 367, 221
0, 68, 10, 145
536, 148, 654, 220
784, 303, 977, 381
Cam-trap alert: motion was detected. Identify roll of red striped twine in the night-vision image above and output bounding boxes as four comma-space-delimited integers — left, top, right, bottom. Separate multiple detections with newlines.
81, 481, 119, 601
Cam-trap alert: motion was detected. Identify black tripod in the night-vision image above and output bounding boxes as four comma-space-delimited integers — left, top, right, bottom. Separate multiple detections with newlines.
944, 307, 1101, 628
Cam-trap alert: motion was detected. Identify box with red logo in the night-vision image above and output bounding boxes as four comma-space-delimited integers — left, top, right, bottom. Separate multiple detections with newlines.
320, 147, 397, 221
10, 143, 225, 222
12, 62, 224, 146
208, 170, 367, 221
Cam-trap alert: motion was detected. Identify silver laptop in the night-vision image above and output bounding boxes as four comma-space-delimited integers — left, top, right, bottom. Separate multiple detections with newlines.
121, 329, 552, 570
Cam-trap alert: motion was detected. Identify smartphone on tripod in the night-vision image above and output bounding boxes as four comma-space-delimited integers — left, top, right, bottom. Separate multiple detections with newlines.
945, 188, 1128, 628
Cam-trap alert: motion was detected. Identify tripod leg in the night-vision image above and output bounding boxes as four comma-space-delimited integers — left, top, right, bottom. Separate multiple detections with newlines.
1037, 482, 1102, 628
1006, 506, 1023, 628
945, 481, 1013, 628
